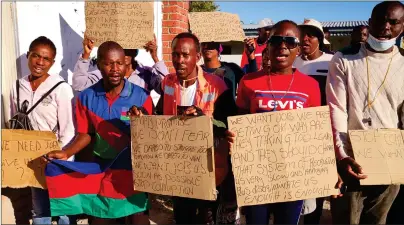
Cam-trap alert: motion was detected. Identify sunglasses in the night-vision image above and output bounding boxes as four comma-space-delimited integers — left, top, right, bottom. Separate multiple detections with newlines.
267, 36, 300, 49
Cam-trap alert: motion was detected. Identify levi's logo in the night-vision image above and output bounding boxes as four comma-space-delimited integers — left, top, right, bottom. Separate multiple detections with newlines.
258, 100, 304, 110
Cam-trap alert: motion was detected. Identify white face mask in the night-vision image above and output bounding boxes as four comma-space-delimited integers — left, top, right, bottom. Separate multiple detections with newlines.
367, 33, 397, 51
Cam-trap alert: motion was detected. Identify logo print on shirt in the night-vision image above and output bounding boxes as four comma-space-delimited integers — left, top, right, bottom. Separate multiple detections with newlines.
120, 107, 130, 121
258, 100, 304, 110
41, 96, 52, 106
255, 91, 308, 111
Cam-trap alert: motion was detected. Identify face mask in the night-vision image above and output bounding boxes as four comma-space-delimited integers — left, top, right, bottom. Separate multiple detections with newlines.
367, 33, 397, 51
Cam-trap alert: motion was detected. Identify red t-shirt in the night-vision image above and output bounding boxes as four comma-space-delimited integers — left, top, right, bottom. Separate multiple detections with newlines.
240, 38, 267, 72
236, 70, 321, 113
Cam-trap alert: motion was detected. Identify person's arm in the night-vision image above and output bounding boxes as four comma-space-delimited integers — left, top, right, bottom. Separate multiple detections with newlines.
326, 53, 350, 161
246, 58, 258, 73
72, 38, 102, 92
55, 84, 76, 149
327, 53, 367, 182
47, 95, 92, 160
145, 61, 169, 95
72, 57, 102, 92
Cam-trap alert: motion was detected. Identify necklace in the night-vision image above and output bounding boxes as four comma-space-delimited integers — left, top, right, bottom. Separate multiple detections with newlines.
267, 72, 295, 111
363, 51, 394, 126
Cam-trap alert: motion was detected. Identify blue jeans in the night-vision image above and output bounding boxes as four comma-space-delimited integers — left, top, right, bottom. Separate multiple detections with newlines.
31, 187, 72, 225
244, 200, 303, 225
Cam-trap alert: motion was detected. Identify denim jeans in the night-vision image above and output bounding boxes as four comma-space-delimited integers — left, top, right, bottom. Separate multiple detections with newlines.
244, 200, 303, 225
331, 185, 400, 224
31, 187, 71, 225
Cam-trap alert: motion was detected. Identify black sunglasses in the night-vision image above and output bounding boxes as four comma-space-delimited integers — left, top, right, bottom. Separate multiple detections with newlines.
267, 36, 300, 49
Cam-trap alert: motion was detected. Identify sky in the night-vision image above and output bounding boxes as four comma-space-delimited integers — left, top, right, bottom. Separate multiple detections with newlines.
216, 1, 382, 24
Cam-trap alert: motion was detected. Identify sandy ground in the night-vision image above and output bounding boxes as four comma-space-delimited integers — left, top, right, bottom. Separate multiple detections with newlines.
2, 194, 332, 224
79, 195, 333, 225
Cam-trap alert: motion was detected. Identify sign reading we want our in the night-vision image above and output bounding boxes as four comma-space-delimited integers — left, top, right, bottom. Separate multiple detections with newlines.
228, 106, 339, 207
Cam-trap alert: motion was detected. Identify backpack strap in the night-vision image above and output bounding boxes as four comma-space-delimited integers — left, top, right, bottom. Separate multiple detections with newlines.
26, 81, 65, 114
16, 80, 20, 112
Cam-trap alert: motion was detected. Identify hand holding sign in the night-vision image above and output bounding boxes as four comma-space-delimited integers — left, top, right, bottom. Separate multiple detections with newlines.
82, 37, 95, 59
338, 157, 367, 180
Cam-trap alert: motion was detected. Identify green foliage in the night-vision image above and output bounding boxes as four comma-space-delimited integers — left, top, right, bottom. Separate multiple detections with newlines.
189, 1, 219, 12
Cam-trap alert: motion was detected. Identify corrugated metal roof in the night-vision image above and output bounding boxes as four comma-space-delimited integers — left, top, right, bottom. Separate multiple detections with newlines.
242, 20, 368, 30
243, 24, 260, 30
242, 20, 369, 37
321, 21, 368, 28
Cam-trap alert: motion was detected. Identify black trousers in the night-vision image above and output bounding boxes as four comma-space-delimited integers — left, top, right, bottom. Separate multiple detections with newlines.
173, 196, 218, 224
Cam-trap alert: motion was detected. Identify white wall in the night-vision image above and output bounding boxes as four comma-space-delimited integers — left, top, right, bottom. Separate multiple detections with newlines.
14, 1, 163, 82
1, 2, 19, 128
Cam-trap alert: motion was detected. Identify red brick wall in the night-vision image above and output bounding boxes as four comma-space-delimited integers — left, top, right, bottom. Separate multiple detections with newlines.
162, 1, 190, 73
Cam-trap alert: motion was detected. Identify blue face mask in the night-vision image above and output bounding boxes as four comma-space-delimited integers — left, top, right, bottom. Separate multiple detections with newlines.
367, 33, 397, 51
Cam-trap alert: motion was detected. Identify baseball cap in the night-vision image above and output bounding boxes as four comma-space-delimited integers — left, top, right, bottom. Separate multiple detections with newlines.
299, 19, 329, 44
258, 18, 274, 29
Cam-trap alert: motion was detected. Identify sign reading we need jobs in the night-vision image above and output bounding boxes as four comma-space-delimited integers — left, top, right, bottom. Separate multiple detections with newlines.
2, 129, 61, 189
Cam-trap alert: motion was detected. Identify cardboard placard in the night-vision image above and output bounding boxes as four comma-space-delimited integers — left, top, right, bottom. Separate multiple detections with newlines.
1, 129, 61, 189
85, 2, 154, 49
188, 12, 245, 42
130, 116, 217, 201
228, 106, 339, 207
349, 129, 404, 185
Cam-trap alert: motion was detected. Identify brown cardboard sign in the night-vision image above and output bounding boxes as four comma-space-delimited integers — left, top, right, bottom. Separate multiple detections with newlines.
85, 2, 154, 49
228, 106, 339, 207
188, 12, 245, 42
349, 129, 404, 185
2, 129, 61, 189
130, 116, 217, 201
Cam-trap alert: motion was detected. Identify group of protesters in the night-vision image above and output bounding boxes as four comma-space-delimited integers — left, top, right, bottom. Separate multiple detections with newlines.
4, 1, 404, 224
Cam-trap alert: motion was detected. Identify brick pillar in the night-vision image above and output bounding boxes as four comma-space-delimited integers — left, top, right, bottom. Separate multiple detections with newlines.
162, 1, 190, 73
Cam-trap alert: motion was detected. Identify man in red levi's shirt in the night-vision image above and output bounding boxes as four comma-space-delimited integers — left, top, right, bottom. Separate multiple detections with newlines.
233, 20, 321, 225
240, 18, 274, 73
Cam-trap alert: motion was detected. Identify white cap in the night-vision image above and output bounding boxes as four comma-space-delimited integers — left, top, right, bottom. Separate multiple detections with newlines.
258, 18, 274, 29
299, 18, 330, 44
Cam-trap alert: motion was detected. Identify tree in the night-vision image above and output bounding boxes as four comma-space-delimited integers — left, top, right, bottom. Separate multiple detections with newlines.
189, 1, 219, 12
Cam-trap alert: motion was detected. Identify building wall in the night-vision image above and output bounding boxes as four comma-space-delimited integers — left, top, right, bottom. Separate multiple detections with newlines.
161, 1, 190, 73
14, 2, 163, 83
330, 36, 351, 51
2, 2, 163, 122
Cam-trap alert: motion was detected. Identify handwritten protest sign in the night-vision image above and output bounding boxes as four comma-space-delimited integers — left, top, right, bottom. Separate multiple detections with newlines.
228, 106, 339, 207
188, 12, 245, 42
349, 129, 404, 185
85, 2, 154, 49
130, 116, 217, 200
2, 129, 61, 189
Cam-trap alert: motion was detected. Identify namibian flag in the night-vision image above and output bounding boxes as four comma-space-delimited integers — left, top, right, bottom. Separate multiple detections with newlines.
45, 148, 149, 218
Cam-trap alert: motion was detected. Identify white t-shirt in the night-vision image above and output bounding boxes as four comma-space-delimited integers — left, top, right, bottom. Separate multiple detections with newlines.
179, 80, 198, 106
293, 53, 334, 106
293, 53, 334, 76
